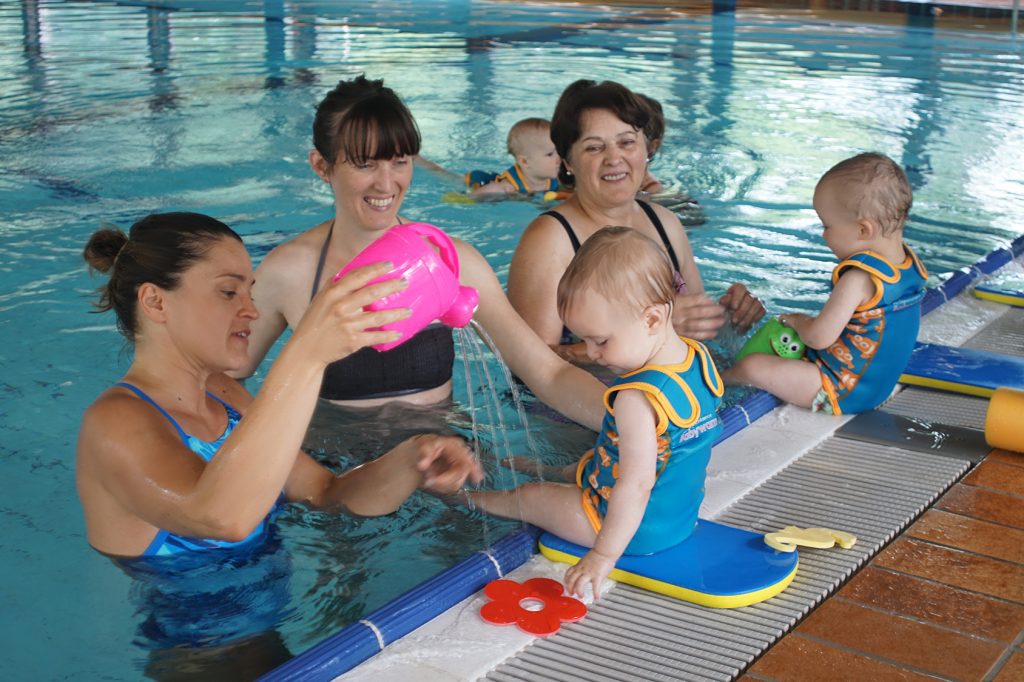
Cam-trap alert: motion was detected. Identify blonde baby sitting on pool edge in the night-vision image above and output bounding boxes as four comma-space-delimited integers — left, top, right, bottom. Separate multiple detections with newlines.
464, 226, 724, 599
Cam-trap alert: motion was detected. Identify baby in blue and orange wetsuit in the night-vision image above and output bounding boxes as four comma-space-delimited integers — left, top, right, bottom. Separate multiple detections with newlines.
725, 152, 927, 415
466, 226, 723, 598
465, 117, 562, 198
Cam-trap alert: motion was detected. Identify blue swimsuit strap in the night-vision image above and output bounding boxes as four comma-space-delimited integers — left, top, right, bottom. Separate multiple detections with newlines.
205, 390, 240, 419
114, 382, 236, 444
114, 382, 190, 443
115, 382, 259, 558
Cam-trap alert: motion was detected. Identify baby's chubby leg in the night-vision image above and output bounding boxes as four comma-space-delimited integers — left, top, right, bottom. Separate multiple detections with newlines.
500, 457, 577, 482
467, 482, 598, 547
723, 354, 822, 408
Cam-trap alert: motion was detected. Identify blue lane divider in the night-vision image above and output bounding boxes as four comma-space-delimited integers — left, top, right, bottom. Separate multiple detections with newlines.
261, 527, 539, 681
718, 390, 783, 443
269, 232, 1023, 680
921, 233, 1024, 316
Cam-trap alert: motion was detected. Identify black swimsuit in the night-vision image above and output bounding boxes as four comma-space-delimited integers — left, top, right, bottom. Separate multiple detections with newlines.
310, 221, 454, 401
543, 200, 682, 271
544, 200, 686, 344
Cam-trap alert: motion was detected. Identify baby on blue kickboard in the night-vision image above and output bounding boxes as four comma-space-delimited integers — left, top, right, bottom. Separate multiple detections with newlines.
725, 152, 927, 415
462, 226, 724, 598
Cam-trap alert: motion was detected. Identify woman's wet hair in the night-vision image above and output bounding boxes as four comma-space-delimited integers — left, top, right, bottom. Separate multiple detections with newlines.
313, 75, 421, 167
550, 80, 653, 187
83, 212, 242, 341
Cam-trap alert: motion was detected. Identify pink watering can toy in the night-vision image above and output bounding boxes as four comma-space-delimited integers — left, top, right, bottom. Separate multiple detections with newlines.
333, 222, 479, 352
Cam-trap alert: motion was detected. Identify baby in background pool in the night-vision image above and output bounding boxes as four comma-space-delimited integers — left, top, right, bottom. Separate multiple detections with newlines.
725, 152, 928, 414
465, 117, 562, 197
464, 226, 724, 598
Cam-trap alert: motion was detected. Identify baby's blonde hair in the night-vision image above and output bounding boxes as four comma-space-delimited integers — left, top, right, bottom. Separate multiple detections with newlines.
557, 226, 676, 320
820, 152, 912, 236
507, 118, 551, 158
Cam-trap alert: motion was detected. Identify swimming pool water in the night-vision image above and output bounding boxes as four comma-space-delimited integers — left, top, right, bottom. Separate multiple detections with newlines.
2, 0, 1023, 678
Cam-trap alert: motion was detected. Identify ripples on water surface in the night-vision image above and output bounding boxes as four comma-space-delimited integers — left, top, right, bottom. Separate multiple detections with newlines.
1, 0, 1022, 678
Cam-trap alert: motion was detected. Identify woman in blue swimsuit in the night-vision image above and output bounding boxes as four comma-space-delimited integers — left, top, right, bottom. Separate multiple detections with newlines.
508, 80, 766, 366
77, 211, 482, 559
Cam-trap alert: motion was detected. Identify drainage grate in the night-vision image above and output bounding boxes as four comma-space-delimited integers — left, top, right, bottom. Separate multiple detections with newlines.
882, 387, 989, 430
483, 437, 969, 682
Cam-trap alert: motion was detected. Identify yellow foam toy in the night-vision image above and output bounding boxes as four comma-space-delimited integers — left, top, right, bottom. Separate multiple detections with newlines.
764, 526, 857, 553
542, 190, 571, 203
441, 191, 476, 205
985, 387, 1024, 453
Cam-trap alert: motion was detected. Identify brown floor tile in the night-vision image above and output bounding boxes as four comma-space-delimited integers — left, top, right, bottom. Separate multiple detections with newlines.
796, 599, 1005, 679
993, 649, 1024, 681
748, 634, 936, 681
908, 509, 1024, 564
875, 537, 1024, 603
840, 565, 1024, 643
963, 460, 1024, 497
937, 484, 1024, 529
987, 450, 1024, 469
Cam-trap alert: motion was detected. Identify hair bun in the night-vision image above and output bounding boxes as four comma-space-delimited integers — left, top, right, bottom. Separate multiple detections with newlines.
83, 226, 128, 274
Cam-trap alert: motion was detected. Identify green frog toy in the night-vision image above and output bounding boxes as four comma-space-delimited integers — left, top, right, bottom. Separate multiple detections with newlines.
735, 318, 805, 363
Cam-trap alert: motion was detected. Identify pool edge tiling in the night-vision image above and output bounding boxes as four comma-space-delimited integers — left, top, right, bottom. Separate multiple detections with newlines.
485, 440, 972, 681
744, 451, 1024, 679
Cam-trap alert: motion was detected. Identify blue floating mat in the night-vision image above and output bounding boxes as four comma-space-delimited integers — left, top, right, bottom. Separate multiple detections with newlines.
538, 519, 798, 608
899, 342, 1024, 398
973, 273, 1024, 307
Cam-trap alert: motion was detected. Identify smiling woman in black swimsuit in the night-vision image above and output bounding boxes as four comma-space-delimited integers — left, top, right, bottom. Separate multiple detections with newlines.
236, 75, 606, 430
507, 79, 766, 367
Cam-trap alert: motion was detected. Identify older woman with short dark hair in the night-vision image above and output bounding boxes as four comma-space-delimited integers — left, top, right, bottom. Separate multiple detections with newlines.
508, 79, 764, 366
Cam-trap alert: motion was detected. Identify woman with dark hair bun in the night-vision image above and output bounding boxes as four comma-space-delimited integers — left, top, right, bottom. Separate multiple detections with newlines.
508, 79, 765, 367
236, 75, 607, 430
77, 211, 482, 559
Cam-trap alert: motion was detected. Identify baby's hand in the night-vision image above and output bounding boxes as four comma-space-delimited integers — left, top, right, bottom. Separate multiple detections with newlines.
564, 549, 616, 600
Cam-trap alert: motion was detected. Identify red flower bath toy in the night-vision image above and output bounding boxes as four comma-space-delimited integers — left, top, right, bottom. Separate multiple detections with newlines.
479, 578, 587, 636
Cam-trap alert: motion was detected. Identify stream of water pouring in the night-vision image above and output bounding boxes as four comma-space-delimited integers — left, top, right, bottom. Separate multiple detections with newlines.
469, 320, 544, 463
454, 321, 545, 550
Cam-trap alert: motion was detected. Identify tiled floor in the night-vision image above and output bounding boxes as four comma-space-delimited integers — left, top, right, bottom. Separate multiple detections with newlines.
743, 449, 1024, 681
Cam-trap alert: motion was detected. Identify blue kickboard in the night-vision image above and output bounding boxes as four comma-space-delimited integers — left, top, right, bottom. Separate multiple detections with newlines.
974, 273, 1024, 306
900, 342, 1024, 397
538, 519, 798, 608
